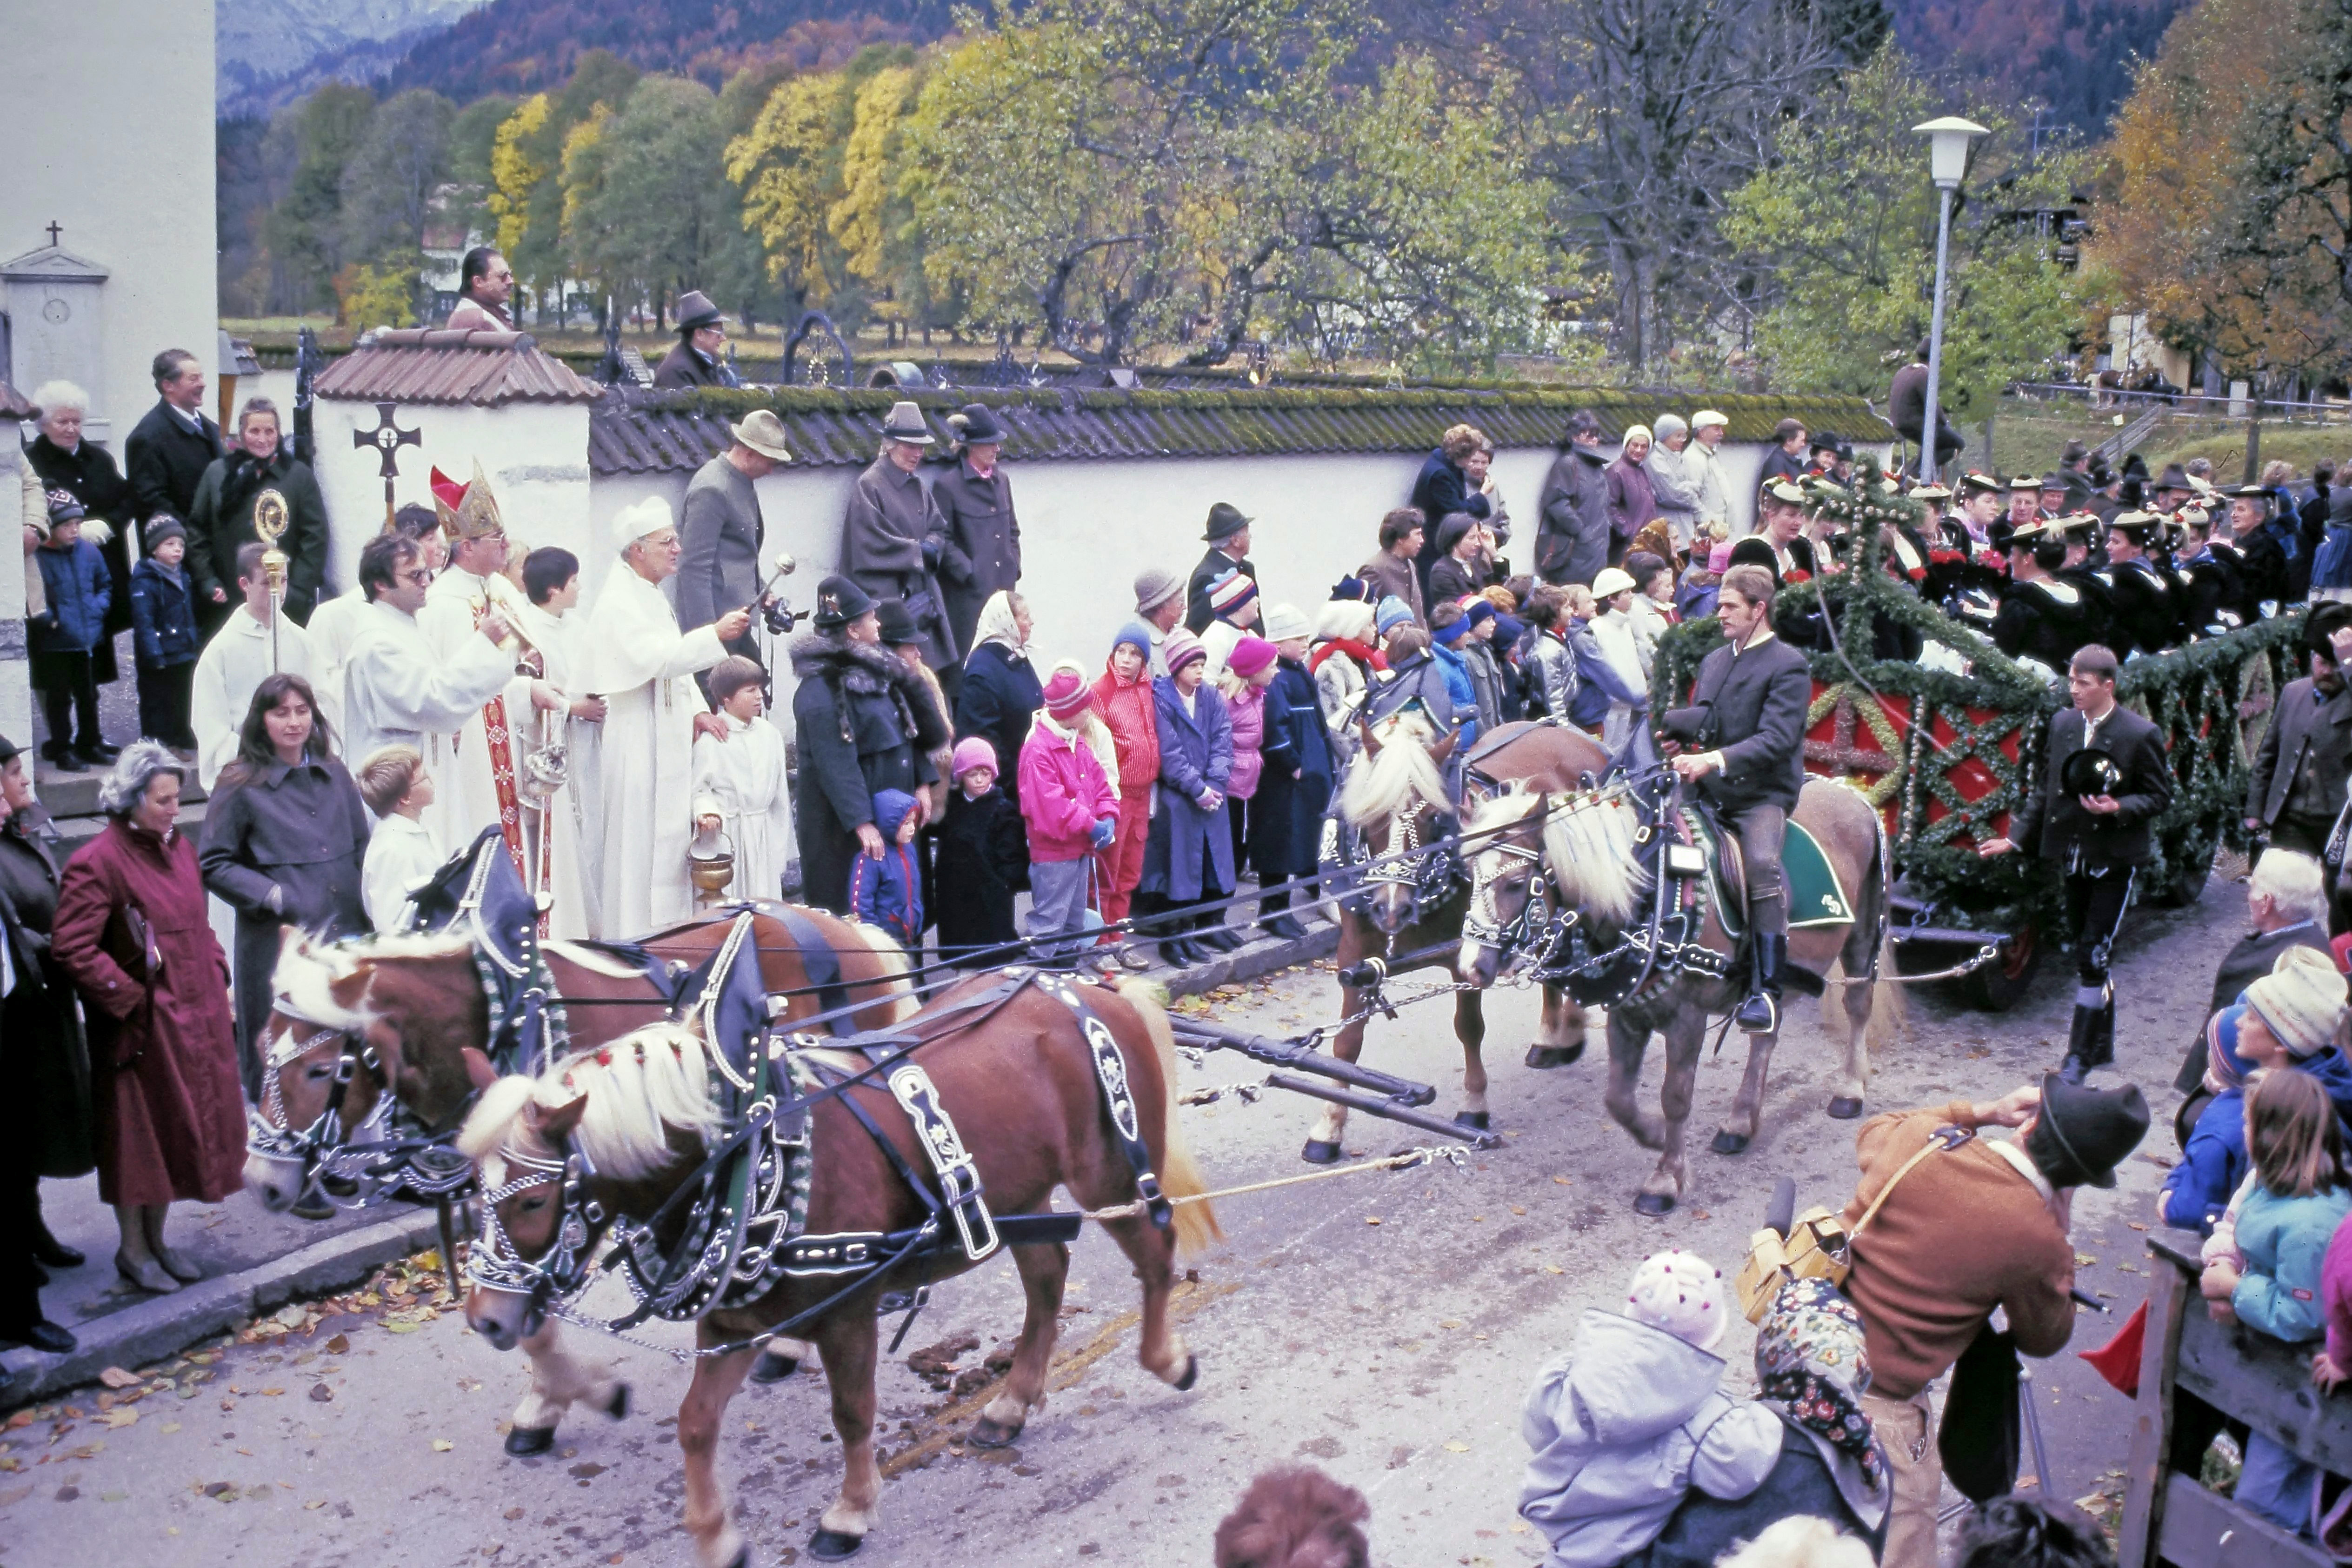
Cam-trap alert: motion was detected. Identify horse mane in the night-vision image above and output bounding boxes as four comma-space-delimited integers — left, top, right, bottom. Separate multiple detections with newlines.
1340, 710, 1446, 829
1540, 787, 1648, 927
458, 1023, 725, 1185
835, 920, 920, 1025
271, 929, 471, 1033
545, 940, 652, 980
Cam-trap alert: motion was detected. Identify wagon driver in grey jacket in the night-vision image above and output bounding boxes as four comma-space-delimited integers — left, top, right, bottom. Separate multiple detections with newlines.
1660, 562, 1814, 1034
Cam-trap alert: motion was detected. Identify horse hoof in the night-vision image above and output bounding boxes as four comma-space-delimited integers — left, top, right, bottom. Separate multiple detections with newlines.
1633, 1191, 1677, 1218
503, 1423, 556, 1457
1525, 1043, 1584, 1069
1453, 1110, 1492, 1132
1300, 1139, 1342, 1165
808, 1527, 864, 1561
967, 1415, 1023, 1449
720, 1546, 751, 1568
1710, 1130, 1751, 1156
749, 1349, 800, 1385
1174, 1354, 1200, 1393
602, 1382, 631, 1420
1827, 1096, 1864, 1121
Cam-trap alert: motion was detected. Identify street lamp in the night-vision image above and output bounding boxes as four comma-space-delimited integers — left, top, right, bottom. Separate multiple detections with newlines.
1913, 116, 1989, 484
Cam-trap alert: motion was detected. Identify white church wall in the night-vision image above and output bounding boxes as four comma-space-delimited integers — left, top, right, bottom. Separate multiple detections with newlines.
0, 436, 30, 755
2, 0, 214, 444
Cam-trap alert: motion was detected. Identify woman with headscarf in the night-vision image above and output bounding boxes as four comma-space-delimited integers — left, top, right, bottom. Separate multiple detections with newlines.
1605, 425, 1660, 569
50, 743, 245, 1294
955, 589, 1044, 824
1626, 1278, 1890, 1566
196, 673, 371, 1100
0, 734, 92, 1355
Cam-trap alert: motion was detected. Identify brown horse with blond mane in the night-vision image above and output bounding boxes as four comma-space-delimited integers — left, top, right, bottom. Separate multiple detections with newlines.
459, 967, 1217, 1565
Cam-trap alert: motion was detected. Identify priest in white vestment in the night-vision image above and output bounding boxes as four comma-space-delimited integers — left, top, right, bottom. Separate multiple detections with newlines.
511, 546, 608, 940
341, 532, 520, 851
192, 542, 321, 791
585, 499, 747, 935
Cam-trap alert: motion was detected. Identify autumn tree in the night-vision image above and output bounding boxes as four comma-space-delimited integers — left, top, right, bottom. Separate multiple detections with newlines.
487, 51, 640, 316
561, 76, 755, 327
339, 89, 457, 290
262, 83, 377, 314
1722, 44, 2085, 418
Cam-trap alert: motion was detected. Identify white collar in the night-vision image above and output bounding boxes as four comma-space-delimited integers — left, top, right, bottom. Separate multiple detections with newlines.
1991, 1134, 2055, 1203
231, 605, 273, 636
166, 401, 202, 432
379, 813, 433, 837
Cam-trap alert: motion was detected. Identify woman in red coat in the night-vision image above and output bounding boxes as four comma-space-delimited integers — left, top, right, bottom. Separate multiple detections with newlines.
51, 741, 245, 1294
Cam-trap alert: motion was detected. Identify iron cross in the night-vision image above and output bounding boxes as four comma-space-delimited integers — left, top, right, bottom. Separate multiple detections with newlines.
352, 401, 424, 530
44, 221, 60, 247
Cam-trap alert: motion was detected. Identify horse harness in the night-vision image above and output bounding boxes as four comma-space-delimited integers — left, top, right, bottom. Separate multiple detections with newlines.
468, 933, 1176, 1354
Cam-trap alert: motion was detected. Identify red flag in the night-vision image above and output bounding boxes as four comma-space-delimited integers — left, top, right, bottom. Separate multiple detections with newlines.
2079, 1298, 2148, 1397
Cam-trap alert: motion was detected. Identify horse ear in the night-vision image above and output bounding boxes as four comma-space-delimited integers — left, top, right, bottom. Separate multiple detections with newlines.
523, 1094, 590, 1141
460, 1046, 499, 1092
1358, 719, 1381, 756
1429, 727, 1461, 766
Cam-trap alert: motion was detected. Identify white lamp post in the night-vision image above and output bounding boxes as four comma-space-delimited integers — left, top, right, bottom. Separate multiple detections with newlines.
1913, 116, 1989, 484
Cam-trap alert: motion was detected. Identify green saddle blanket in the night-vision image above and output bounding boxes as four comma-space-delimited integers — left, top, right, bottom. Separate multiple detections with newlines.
1703, 815, 1855, 939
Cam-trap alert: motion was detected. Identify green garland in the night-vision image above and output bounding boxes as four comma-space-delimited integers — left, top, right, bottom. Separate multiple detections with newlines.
1653, 454, 2307, 934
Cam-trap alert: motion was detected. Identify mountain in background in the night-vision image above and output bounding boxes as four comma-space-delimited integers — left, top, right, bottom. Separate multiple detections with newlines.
1889, 0, 2189, 137
219, 0, 492, 117
381, 0, 953, 102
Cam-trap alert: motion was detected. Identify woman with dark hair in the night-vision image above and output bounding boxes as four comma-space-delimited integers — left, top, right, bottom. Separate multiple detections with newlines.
51, 743, 244, 1293
196, 674, 371, 1099
185, 397, 330, 628
0, 734, 93, 1355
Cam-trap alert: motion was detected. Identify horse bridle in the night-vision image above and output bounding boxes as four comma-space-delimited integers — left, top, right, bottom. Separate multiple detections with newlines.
1460, 833, 1547, 952
247, 998, 479, 1210
468, 1140, 605, 1334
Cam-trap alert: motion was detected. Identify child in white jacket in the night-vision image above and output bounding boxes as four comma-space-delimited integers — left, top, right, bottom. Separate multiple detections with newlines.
1519, 1250, 1782, 1568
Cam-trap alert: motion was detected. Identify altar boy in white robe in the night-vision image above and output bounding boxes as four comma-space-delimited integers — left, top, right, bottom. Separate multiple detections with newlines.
512, 545, 609, 939
191, 541, 322, 791
341, 532, 519, 850
585, 498, 747, 934
692, 655, 796, 903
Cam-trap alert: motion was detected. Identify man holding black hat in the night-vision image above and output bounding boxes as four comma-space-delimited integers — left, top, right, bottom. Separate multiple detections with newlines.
652, 291, 740, 389
930, 403, 1022, 657
842, 400, 962, 707
679, 410, 792, 672
1980, 644, 2172, 1080
1186, 502, 1256, 634
1838, 1072, 2150, 1568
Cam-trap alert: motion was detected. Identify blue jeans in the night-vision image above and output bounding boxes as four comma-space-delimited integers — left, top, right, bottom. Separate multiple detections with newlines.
2239, 1431, 2317, 1536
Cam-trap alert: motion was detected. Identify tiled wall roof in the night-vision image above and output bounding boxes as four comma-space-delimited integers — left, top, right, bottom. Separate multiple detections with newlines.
587, 385, 1892, 476
314, 329, 603, 407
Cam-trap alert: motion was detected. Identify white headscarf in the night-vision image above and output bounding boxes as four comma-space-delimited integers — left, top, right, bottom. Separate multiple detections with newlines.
970, 590, 1029, 660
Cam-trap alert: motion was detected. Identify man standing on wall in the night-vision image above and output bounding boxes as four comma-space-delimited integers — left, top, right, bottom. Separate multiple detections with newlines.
446, 247, 515, 331
1186, 503, 1256, 634
678, 412, 792, 670
124, 350, 224, 527
841, 401, 962, 707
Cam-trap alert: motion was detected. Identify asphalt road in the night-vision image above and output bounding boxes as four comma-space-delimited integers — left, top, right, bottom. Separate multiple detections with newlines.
0, 867, 2241, 1568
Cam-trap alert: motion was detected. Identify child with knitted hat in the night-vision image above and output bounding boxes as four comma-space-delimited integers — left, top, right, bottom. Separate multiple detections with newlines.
934, 737, 1026, 967
1519, 1249, 1781, 1566
1019, 660, 1119, 969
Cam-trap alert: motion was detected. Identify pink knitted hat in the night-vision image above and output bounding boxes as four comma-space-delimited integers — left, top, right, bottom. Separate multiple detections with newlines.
1042, 664, 1094, 720
951, 737, 998, 778
1226, 636, 1277, 678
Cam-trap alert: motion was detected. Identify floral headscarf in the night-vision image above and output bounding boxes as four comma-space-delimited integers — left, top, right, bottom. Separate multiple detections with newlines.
971, 590, 1030, 659
1756, 1277, 1883, 1487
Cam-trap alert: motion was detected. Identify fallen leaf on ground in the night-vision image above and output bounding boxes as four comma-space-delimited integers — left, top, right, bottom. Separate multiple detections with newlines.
309, 1384, 333, 1403
323, 1335, 349, 1355
1552, 1175, 1572, 1186
304, 1499, 326, 1509
96, 1368, 140, 1390
99, 1409, 136, 1429
431, 1439, 453, 1452
1443, 1441, 1471, 1453
1364, 1217, 1381, 1226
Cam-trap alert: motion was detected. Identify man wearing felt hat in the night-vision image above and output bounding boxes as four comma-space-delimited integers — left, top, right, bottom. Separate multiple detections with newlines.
584, 497, 749, 933
1837, 1071, 2149, 1568
1186, 501, 1258, 634
2223, 481, 2290, 615
652, 290, 740, 390
1981, 644, 2172, 1081
841, 400, 963, 706
2246, 603, 2352, 869
679, 410, 792, 674
2094, 511, 2177, 656
930, 402, 1023, 657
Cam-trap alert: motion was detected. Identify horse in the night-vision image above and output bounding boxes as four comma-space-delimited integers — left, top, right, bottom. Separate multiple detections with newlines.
459, 969, 1219, 1566
247, 902, 918, 1454
1456, 774, 1903, 1214
1302, 715, 1602, 1163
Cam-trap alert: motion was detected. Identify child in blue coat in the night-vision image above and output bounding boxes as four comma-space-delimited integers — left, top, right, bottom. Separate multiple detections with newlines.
29, 494, 111, 770
847, 788, 925, 949
2162, 1005, 2254, 1236
128, 516, 201, 751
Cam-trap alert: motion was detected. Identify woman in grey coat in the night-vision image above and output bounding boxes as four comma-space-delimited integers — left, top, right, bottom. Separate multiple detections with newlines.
197, 674, 370, 1099
1139, 631, 1235, 966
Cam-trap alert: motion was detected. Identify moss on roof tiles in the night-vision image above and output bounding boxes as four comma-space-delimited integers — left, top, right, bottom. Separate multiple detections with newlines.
589, 383, 1890, 475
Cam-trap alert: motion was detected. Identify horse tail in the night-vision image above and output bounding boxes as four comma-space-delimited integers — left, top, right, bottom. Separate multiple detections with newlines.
1115, 978, 1223, 1255
838, 918, 921, 1025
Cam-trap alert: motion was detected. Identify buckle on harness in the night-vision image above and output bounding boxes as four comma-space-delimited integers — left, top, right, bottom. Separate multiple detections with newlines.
888, 1065, 1000, 1263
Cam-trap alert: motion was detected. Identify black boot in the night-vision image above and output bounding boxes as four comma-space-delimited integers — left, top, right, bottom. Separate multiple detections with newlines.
2060, 994, 2100, 1082
1734, 934, 1786, 1034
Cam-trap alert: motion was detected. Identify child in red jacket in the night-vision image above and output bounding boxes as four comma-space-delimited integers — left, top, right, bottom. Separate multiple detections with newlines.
1019, 662, 1119, 970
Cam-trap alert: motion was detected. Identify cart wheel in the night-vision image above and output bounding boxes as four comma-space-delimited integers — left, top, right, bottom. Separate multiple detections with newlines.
2149, 841, 2218, 909
1966, 925, 2041, 1013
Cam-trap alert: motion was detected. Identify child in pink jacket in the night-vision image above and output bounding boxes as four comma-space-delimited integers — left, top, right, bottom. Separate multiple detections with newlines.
1019, 662, 1120, 970
1219, 636, 1278, 879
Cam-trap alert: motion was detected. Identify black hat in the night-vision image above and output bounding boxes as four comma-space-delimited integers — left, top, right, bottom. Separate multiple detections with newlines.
2154, 463, 2192, 493
675, 291, 723, 332
2060, 747, 2124, 797
1726, 536, 1781, 580
1203, 501, 1253, 543
947, 403, 1008, 447
0, 733, 17, 768
2223, 483, 2270, 502
2121, 452, 2150, 480
1809, 431, 1842, 456
2304, 602, 2352, 661
1329, 574, 1375, 603
2024, 1072, 2151, 1190
2039, 473, 2068, 492
2119, 477, 2145, 509
813, 574, 877, 629
874, 599, 921, 645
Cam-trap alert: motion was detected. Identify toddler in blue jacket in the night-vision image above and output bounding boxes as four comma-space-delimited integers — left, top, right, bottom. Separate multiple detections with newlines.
847, 788, 925, 949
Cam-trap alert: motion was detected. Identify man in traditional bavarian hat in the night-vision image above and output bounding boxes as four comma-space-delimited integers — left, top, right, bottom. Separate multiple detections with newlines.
2003, 474, 2045, 548
1980, 643, 2172, 1080
2096, 511, 2177, 656
653, 290, 740, 389
1185, 502, 1257, 634
841, 400, 962, 705
1661, 561, 1814, 1034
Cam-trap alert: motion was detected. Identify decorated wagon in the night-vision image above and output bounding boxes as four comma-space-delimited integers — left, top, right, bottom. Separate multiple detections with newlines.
1656, 463, 2305, 1010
